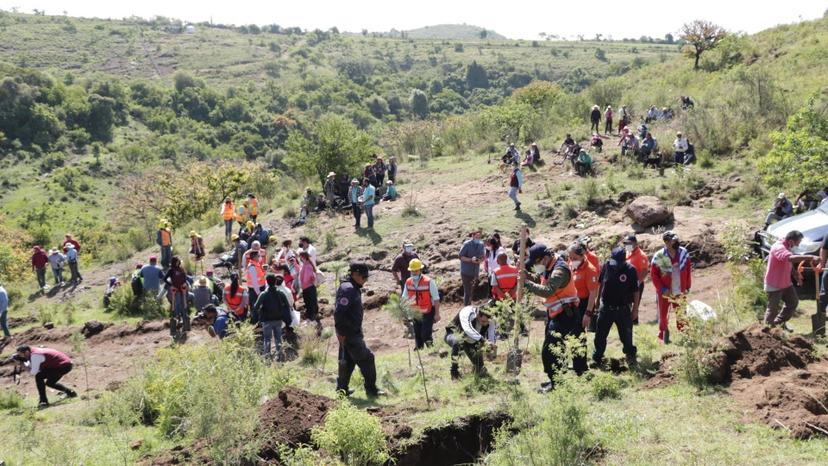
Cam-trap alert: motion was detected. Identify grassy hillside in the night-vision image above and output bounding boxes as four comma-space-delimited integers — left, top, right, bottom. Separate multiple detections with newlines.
404, 24, 506, 40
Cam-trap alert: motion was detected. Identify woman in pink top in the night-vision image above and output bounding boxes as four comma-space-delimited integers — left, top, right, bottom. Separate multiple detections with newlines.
298, 251, 320, 326
764, 230, 819, 328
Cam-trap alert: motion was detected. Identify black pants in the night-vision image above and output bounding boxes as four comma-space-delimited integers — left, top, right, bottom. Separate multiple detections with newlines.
413, 311, 435, 349
590, 120, 599, 132
445, 330, 484, 374
303, 286, 319, 322
352, 204, 361, 227
337, 335, 378, 394
592, 305, 637, 362
69, 261, 82, 282
461, 274, 476, 306
541, 306, 587, 383
35, 364, 73, 403
578, 298, 596, 332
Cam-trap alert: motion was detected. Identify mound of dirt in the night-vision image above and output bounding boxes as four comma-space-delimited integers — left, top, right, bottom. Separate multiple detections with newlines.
705, 324, 814, 384
258, 387, 338, 459
9, 324, 77, 345
644, 352, 679, 389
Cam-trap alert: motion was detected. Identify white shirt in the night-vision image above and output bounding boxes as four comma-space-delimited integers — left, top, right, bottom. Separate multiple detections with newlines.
276, 284, 295, 310
485, 247, 509, 275
27, 353, 46, 375
458, 306, 497, 343
305, 244, 318, 265
673, 137, 689, 152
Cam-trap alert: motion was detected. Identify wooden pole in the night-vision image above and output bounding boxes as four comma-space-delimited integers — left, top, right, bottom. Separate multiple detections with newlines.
513, 225, 527, 349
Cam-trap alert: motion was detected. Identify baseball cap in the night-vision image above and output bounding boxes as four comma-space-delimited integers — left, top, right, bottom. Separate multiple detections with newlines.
525, 244, 551, 268
622, 235, 637, 245
349, 262, 370, 278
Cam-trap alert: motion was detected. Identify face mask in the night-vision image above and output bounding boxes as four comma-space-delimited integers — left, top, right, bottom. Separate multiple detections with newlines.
570, 260, 582, 269
533, 264, 546, 274
410, 273, 421, 280
404, 246, 413, 254
625, 245, 634, 253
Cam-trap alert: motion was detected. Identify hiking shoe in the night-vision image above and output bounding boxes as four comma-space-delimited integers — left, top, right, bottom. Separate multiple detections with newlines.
336, 388, 355, 397
38, 401, 49, 410
537, 382, 554, 394
450, 367, 461, 380
64, 389, 78, 398
590, 359, 605, 369
626, 354, 638, 367
366, 389, 386, 398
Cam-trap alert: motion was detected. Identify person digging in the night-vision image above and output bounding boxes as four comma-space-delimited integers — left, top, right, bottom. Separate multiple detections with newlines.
444, 304, 497, 380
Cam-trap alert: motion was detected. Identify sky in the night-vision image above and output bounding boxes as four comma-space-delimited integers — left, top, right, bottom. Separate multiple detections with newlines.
1, 0, 825, 40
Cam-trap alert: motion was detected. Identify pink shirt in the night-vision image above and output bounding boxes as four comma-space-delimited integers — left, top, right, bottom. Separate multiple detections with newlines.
299, 262, 316, 290
764, 240, 793, 290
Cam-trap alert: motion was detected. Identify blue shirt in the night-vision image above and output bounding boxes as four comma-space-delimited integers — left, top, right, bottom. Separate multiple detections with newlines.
213, 311, 229, 339
387, 185, 397, 199
459, 239, 485, 277
0, 286, 8, 315
402, 275, 440, 303
363, 184, 376, 207
66, 248, 78, 262
349, 186, 360, 204
140, 264, 164, 292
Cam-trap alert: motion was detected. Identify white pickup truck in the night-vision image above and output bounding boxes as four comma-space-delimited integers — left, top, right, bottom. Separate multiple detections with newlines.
757, 202, 828, 264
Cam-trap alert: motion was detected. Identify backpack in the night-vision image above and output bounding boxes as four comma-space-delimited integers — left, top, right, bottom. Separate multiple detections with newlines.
131, 274, 143, 296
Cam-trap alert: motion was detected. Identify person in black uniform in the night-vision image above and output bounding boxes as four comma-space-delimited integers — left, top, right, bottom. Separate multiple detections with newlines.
334, 263, 384, 397
591, 247, 639, 366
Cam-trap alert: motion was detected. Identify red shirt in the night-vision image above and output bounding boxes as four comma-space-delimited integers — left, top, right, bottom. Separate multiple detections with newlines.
32, 347, 72, 369
32, 248, 48, 269
62, 239, 81, 254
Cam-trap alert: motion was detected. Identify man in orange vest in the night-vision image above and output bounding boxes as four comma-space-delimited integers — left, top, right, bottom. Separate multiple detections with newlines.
490, 252, 518, 301
221, 197, 235, 242
247, 193, 259, 223
623, 235, 649, 325
403, 259, 441, 349
246, 250, 266, 305
522, 244, 587, 393
568, 243, 599, 332
156, 221, 173, 270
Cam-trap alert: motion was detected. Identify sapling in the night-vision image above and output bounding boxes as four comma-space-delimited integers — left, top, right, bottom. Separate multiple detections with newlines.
383, 293, 431, 408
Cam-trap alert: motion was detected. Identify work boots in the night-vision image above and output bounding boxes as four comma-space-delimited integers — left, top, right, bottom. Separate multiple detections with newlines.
450, 364, 461, 380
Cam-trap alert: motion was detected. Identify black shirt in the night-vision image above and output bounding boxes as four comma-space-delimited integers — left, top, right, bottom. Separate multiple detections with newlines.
391, 253, 418, 283
599, 260, 639, 308
334, 279, 364, 338
252, 288, 291, 324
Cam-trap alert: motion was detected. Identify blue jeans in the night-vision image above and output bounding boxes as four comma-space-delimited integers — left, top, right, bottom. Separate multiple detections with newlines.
261, 320, 284, 361
0, 308, 10, 337
160, 246, 172, 269
364, 204, 374, 228
508, 187, 520, 207
52, 267, 64, 285
224, 220, 233, 238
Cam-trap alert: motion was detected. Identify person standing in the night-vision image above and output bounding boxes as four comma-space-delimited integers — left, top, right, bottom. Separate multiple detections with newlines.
299, 251, 320, 327
47, 248, 66, 286
62, 234, 80, 254
334, 263, 383, 397
242, 240, 267, 273
444, 305, 496, 379
591, 247, 639, 366
650, 231, 692, 344
491, 253, 518, 302
523, 245, 586, 393
764, 230, 819, 330
362, 178, 377, 229
14, 345, 77, 408
508, 164, 524, 211
221, 197, 235, 242
604, 105, 613, 135
459, 230, 486, 306
388, 156, 398, 183
348, 179, 362, 229
298, 236, 318, 266
484, 234, 508, 295
391, 242, 419, 293
568, 243, 600, 329
246, 251, 266, 306
590, 105, 601, 133
31, 246, 49, 292
0, 283, 10, 340
139, 256, 164, 296
164, 256, 190, 337
65, 243, 82, 285
403, 259, 441, 349
252, 274, 292, 361
247, 193, 259, 223
363, 163, 377, 188
623, 235, 649, 325
374, 156, 387, 186
156, 222, 173, 270
324, 172, 337, 208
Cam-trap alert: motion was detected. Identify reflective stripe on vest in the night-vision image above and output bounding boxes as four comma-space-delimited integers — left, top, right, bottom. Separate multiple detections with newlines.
224, 285, 246, 316
222, 203, 234, 221
159, 229, 172, 247
542, 261, 580, 318
405, 276, 433, 313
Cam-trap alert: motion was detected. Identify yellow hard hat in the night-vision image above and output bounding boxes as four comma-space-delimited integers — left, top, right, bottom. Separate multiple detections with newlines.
189, 230, 197, 237
407, 258, 424, 272
246, 221, 254, 229
231, 234, 240, 241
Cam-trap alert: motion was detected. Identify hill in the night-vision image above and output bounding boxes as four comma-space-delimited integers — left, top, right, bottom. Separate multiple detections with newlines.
404, 23, 506, 40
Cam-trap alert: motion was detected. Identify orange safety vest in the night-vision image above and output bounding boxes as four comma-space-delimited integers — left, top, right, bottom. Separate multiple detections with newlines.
542, 260, 580, 319
405, 275, 434, 314
236, 205, 248, 223
246, 261, 265, 289
224, 284, 246, 316
249, 198, 258, 216
222, 202, 235, 221
159, 229, 172, 247
493, 264, 519, 300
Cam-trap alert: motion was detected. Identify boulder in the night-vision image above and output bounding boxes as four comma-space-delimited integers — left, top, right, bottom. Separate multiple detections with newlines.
81, 320, 107, 338
625, 196, 672, 228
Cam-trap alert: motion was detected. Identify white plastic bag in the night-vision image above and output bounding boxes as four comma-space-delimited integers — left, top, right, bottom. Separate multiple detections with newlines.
291, 309, 301, 327
686, 300, 717, 321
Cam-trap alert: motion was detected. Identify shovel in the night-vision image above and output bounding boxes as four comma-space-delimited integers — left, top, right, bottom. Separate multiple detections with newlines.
506, 226, 528, 375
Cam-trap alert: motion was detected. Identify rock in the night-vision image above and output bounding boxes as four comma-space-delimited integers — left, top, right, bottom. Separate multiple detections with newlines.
370, 250, 388, 261
625, 196, 672, 228
617, 191, 638, 203
81, 320, 107, 338
43, 322, 55, 329
366, 290, 375, 297
130, 439, 144, 450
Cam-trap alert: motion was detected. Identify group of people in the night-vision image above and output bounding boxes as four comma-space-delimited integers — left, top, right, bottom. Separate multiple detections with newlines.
30, 234, 83, 293
764, 189, 828, 228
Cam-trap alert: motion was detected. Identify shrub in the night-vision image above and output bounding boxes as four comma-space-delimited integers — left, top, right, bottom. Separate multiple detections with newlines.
107, 285, 165, 319
0, 390, 24, 410
311, 401, 391, 466
590, 372, 622, 400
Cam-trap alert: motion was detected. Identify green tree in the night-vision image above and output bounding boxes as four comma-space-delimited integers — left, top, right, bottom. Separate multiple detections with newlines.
680, 20, 727, 70
285, 114, 376, 187
465, 61, 489, 89
410, 89, 429, 119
